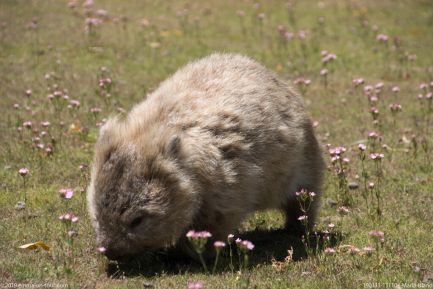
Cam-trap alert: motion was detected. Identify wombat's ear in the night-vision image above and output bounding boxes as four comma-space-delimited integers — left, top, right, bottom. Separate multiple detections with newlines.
166, 135, 181, 157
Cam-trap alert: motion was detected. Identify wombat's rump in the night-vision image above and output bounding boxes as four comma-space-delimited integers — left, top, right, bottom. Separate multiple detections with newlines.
87, 53, 324, 260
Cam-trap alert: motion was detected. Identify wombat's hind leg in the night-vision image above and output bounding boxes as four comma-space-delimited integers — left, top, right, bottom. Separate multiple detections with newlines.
284, 124, 324, 236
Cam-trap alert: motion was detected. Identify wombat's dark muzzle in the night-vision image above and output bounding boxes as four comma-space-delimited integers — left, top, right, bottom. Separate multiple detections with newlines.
99, 241, 126, 260
103, 245, 146, 261
103, 247, 123, 260
104, 248, 130, 261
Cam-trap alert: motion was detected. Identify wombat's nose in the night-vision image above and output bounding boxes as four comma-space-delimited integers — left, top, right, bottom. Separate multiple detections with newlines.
103, 247, 122, 260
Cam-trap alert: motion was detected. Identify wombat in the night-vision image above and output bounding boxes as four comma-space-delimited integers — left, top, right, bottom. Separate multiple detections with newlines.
87, 53, 324, 260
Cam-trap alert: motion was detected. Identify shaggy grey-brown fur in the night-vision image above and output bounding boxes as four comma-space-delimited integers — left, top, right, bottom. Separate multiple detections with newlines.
87, 53, 324, 260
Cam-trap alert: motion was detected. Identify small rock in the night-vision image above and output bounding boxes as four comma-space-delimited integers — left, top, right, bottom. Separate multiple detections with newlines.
15, 201, 26, 210
348, 182, 359, 190
326, 198, 338, 207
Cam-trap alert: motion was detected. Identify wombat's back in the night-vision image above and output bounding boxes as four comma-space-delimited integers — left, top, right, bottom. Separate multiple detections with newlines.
127, 53, 317, 215
131, 53, 307, 133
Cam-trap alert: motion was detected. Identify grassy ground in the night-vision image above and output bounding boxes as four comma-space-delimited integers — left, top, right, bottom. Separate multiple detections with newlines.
1, 0, 432, 288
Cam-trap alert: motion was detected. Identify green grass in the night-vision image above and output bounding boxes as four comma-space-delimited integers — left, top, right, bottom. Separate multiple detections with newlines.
1, 0, 432, 288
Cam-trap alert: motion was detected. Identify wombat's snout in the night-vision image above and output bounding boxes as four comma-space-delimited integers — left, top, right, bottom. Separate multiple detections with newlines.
103, 245, 154, 261
100, 235, 152, 261
102, 243, 135, 261
98, 239, 124, 260
103, 247, 123, 260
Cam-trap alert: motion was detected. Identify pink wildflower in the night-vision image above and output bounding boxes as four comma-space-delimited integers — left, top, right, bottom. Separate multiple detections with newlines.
376, 34, 389, 42
347, 246, 361, 255
369, 153, 384, 160
369, 230, 385, 242
363, 85, 374, 95
284, 31, 295, 41
337, 206, 350, 215
239, 240, 255, 251
187, 281, 204, 289
329, 146, 346, 156
362, 246, 375, 255
214, 241, 226, 248
297, 215, 308, 221
53, 90, 63, 98
96, 246, 107, 254
41, 121, 51, 127
186, 230, 212, 238
59, 188, 74, 199
389, 103, 402, 112
294, 77, 311, 86
370, 107, 379, 115
368, 131, 379, 139
23, 121, 32, 129
70, 100, 80, 108
352, 78, 364, 87
324, 247, 336, 254
90, 107, 102, 114
59, 213, 79, 223
298, 30, 307, 39
19, 168, 29, 176
322, 53, 337, 63
375, 82, 384, 91
99, 77, 112, 88
83, 0, 93, 9
419, 83, 428, 90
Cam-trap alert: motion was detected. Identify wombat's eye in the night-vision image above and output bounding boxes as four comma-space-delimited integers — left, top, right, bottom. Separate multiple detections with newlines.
129, 216, 143, 228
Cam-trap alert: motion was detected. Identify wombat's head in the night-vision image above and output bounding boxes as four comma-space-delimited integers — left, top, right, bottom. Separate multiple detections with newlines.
87, 117, 199, 260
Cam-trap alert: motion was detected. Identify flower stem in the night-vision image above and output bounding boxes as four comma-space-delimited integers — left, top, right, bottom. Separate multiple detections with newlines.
212, 250, 220, 274
198, 252, 208, 273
